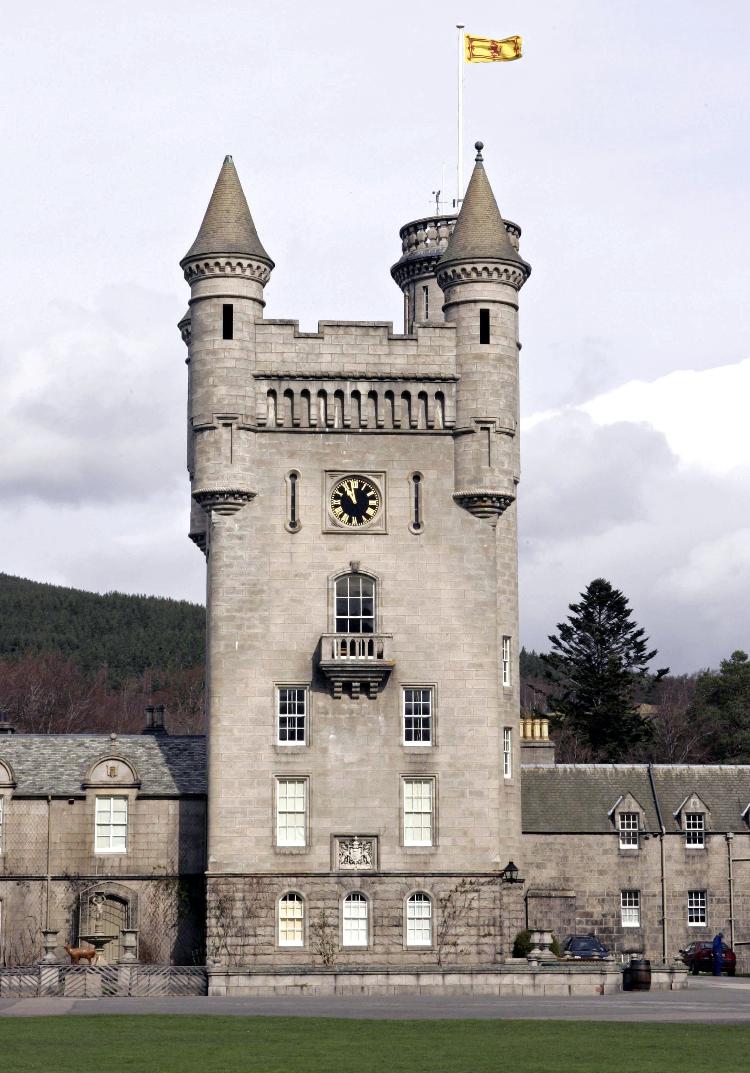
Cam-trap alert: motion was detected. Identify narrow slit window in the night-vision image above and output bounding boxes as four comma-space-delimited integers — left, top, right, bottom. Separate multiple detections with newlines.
222, 303, 234, 340
503, 728, 512, 778
501, 636, 511, 687
479, 308, 490, 344
423, 285, 429, 321
286, 471, 300, 532
410, 473, 422, 532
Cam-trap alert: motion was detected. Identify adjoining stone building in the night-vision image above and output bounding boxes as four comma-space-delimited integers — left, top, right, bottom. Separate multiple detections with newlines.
0, 720, 206, 966
522, 756, 750, 972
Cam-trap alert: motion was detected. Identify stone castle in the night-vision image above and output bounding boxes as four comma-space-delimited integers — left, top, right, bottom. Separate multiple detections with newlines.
180, 144, 529, 978
0, 150, 747, 993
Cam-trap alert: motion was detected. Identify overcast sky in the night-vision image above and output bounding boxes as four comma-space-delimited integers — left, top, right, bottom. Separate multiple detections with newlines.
1, 1, 747, 672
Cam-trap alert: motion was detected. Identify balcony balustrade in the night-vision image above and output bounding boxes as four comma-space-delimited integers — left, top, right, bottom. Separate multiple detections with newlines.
318, 633, 394, 699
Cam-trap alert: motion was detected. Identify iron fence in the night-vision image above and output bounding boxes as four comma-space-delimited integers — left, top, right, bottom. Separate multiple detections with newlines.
0, 963, 207, 998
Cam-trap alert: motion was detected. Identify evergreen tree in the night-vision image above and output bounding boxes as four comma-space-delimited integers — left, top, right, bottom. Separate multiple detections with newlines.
689, 651, 750, 761
543, 578, 668, 760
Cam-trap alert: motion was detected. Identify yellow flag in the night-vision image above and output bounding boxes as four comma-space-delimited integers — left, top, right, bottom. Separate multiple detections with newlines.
465, 34, 522, 63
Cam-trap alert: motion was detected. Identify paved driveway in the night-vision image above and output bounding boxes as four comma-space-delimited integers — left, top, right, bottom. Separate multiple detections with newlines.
1, 977, 749, 1022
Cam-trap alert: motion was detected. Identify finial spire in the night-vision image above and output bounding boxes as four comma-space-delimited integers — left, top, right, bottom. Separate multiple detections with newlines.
181, 156, 273, 268
439, 144, 526, 269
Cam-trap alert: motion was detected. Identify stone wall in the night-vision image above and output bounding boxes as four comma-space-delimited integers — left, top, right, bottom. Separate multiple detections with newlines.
206, 875, 525, 969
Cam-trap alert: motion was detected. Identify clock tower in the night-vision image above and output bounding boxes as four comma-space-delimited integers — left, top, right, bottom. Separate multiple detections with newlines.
180, 145, 531, 985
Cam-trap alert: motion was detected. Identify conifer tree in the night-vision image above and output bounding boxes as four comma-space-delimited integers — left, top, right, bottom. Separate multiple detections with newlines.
543, 578, 668, 759
689, 651, 750, 761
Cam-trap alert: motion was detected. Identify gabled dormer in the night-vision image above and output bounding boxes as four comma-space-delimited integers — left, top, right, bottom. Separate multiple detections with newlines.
608, 792, 647, 850
673, 793, 710, 848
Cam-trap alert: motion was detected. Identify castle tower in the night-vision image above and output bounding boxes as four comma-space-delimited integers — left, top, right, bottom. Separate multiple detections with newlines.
180, 155, 274, 533
180, 147, 530, 987
437, 141, 530, 522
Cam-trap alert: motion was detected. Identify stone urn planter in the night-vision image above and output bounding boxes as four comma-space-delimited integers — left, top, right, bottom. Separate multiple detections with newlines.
527, 930, 556, 962
119, 928, 139, 963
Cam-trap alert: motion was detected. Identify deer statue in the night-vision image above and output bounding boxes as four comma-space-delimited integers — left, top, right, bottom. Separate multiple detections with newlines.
64, 942, 97, 966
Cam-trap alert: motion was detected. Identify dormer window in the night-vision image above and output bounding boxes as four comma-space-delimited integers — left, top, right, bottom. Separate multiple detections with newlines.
609, 793, 645, 850
674, 793, 709, 848
618, 812, 639, 849
685, 812, 705, 848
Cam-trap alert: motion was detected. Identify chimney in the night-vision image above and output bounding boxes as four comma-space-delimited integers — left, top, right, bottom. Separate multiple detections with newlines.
519, 716, 555, 766
142, 704, 167, 735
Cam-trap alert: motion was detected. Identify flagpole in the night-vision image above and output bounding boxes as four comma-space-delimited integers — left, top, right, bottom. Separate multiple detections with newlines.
456, 24, 464, 207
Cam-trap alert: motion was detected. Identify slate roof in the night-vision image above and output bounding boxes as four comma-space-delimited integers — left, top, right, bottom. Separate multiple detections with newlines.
522, 764, 750, 834
0, 734, 206, 797
182, 155, 273, 266
439, 144, 528, 271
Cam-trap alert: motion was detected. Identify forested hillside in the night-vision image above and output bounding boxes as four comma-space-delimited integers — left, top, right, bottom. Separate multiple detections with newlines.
0, 573, 204, 684
0, 574, 205, 734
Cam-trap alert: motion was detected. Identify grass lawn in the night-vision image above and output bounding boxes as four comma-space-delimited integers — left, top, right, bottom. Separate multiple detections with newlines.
1, 1016, 748, 1073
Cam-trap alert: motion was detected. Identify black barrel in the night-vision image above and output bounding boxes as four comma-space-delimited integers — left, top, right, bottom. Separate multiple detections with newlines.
629, 958, 651, 991
622, 965, 633, 991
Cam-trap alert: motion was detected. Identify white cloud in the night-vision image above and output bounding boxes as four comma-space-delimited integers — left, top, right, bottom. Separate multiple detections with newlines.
520, 360, 750, 671
0, 286, 185, 505
580, 359, 750, 475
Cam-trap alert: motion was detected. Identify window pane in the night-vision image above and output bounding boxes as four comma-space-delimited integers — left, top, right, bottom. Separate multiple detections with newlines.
688, 890, 707, 924
619, 812, 639, 848
95, 796, 127, 853
621, 890, 640, 927
343, 893, 368, 946
406, 893, 432, 946
686, 813, 705, 846
404, 688, 432, 745
335, 574, 376, 634
279, 894, 304, 946
278, 688, 306, 744
404, 779, 433, 845
277, 779, 307, 846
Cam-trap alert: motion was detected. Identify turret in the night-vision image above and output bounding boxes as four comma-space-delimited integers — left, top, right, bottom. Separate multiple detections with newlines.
390, 214, 457, 333
178, 156, 273, 538
437, 142, 530, 521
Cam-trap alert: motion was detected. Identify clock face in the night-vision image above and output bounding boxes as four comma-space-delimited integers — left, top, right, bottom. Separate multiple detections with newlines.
329, 476, 381, 528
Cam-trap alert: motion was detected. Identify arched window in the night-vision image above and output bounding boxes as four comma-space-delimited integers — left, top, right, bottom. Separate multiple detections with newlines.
406, 892, 432, 947
342, 892, 369, 947
335, 574, 375, 634
279, 892, 304, 947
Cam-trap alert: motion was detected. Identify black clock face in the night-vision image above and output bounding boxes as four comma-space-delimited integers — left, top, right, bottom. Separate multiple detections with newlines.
330, 476, 381, 528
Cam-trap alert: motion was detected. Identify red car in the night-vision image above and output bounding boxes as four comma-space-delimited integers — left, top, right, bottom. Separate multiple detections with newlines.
679, 941, 736, 976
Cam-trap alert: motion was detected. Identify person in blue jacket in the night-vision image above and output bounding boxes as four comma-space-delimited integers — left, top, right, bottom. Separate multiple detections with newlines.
712, 932, 724, 976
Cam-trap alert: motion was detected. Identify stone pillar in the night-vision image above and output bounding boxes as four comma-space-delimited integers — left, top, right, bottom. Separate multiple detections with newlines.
41, 929, 59, 964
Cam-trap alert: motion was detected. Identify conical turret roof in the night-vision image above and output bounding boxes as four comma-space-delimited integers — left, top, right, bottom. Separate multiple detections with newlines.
439, 143, 524, 267
182, 156, 273, 266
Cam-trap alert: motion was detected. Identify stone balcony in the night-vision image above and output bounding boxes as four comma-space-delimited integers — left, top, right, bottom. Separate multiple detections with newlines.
318, 633, 394, 699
